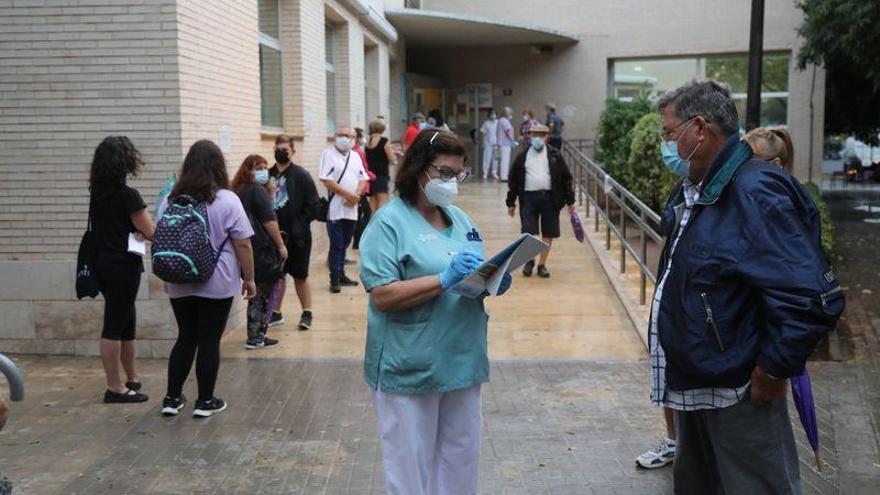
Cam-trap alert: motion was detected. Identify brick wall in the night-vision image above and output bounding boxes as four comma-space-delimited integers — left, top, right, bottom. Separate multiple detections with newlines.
176, 0, 262, 172
0, 0, 182, 261
0, 0, 399, 354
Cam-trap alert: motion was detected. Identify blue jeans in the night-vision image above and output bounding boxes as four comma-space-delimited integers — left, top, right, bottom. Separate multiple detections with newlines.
327, 219, 356, 275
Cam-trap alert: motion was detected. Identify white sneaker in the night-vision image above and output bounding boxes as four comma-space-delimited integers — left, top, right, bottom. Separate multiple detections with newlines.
636, 437, 676, 469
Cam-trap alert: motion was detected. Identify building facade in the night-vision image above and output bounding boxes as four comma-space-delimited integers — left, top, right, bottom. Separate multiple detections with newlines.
0, 0, 823, 355
0, 0, 402, 356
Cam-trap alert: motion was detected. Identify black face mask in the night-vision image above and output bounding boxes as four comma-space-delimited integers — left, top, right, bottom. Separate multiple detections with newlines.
275, 149, 290, 163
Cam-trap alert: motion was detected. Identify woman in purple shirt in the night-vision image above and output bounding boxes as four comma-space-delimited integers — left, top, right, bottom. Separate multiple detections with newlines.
159, 140, 257, 418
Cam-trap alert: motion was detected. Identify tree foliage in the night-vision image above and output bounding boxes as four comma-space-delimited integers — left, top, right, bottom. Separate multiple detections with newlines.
797, 0, 880, 145
595, 97, 653, 181
625, 113, 679, 212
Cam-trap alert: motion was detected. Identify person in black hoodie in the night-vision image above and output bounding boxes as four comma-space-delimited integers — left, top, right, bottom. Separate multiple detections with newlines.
506, 124, 575, 278
268, 135, 320, 331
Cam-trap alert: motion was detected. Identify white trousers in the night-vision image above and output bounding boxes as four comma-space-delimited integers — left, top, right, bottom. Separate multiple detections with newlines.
498, 146, 512, 181
482, 144, 497, 178
372, 384, 482, 495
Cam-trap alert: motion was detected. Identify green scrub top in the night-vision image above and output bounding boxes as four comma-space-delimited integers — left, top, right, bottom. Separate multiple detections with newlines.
359, 197, 489, 395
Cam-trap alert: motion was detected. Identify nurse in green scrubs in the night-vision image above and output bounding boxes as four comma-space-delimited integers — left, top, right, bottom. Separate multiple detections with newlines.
359, 129, 512, 495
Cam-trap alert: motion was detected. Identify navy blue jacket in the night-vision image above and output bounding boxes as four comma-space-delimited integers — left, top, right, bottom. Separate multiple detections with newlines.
656, 135, 845, 391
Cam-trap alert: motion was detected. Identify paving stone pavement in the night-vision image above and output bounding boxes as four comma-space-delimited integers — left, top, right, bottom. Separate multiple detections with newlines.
0, 356, 856, 494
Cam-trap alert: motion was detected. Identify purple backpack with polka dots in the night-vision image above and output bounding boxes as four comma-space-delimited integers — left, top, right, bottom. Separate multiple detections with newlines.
151, 194, 226, 284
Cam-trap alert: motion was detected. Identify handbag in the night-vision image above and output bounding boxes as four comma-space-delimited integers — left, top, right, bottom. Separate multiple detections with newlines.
316, 152, 351, 223
75, 198, 100, 299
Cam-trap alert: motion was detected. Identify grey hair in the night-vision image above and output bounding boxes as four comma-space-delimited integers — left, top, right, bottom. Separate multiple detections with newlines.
503, 106, 513, 116
657, 80, 740, 136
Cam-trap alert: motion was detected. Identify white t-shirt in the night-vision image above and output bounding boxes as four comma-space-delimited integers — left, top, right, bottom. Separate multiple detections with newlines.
319, 146, 368, 221
480, 119, 498, 146
524, 147, 552, 192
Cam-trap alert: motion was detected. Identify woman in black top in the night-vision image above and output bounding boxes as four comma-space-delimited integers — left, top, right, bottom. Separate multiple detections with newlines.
89, 136, 156, 403
365, 118, 397, 212
231, 154, 287, 349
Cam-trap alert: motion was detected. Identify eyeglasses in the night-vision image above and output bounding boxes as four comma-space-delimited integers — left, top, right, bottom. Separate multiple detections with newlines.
660, 117, 697, 141
430, 165, 470, 183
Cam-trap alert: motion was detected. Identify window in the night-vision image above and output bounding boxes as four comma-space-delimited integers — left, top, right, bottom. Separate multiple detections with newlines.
325, 24, 337, 135
259, 0, 283, 129
612, 53, 791, 128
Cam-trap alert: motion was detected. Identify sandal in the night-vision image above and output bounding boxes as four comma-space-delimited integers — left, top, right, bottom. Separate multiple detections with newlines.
103, 389, 149, 404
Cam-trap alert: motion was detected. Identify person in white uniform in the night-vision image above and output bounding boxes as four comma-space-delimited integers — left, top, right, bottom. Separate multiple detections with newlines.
359, 129, 513, 495
496, 107, 517, 182
479, 110, 498, 180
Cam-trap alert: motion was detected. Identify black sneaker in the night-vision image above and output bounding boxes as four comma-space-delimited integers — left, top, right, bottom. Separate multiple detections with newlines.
268, 311, 284, 328
339, 273, 360, 287
537, 265, 550, 278
298, 311, 313, 331
523, 260, 535, 277
330, 273, 341, 293
262, 337, 279, 348
245, 338, 265, 350
104, 389, 148, 404
161, 394, 187, 416
193, 397, 227, 418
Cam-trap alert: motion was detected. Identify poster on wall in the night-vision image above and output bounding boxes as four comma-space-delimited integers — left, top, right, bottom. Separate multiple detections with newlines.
218, 125, 233, 153
467, 83, 493, 109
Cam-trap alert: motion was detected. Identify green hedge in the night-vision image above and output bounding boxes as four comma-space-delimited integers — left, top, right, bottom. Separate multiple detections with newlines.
804, 182, 836, 264
625, 113, 679, 212
595, 97, 653, 181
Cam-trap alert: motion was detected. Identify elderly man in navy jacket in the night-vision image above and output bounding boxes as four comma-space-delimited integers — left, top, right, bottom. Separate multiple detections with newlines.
650, 80, 844, 494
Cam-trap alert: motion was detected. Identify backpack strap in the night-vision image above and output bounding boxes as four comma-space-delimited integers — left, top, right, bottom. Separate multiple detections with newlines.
327, 152, 351, 203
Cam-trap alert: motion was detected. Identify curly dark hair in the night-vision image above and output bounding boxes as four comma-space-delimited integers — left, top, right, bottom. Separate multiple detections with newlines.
395, 128, 466, 204
169, 140, 230, 204
88, 136, 144, 197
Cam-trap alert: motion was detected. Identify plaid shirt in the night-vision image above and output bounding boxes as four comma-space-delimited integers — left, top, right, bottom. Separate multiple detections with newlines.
649, 179, 750, 411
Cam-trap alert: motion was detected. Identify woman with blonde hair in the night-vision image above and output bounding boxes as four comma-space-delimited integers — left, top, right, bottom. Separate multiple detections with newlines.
744, 126, 794, 173
364, 117, 397, 211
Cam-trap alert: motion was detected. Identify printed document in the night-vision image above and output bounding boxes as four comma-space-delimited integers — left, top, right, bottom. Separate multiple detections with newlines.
450, 234, 549, 298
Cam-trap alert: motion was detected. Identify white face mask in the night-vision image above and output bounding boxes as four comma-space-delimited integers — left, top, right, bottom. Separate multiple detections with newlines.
422, 172, 458, 208
335, 136, 351, 152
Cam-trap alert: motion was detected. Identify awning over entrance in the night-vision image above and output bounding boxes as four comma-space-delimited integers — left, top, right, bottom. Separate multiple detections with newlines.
384, 8, 578, 48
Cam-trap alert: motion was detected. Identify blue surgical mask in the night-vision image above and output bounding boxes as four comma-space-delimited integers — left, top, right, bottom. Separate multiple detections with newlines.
422, 172, 458, 208
335, 136, 351, 152
531, 137, 545, 150
660, 121, 700, 178
660, 140, 690, 177
254, 169, 269, 185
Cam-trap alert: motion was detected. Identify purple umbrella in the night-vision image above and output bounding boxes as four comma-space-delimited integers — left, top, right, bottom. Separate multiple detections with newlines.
570, 210, 585, 243
790, 369, 821, 471
264, 278, 285, 325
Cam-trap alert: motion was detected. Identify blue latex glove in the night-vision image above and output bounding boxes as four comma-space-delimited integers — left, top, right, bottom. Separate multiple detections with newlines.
439, 250, 484, 289
496, 272, 512, 296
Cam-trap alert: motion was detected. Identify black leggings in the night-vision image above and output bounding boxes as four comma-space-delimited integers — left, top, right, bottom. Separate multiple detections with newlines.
96, 261, 142, 341
166, 296, 233, 402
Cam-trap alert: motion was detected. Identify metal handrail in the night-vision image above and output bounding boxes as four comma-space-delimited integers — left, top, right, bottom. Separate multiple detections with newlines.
0, 353, 23, 401
562, 141, 663, 304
